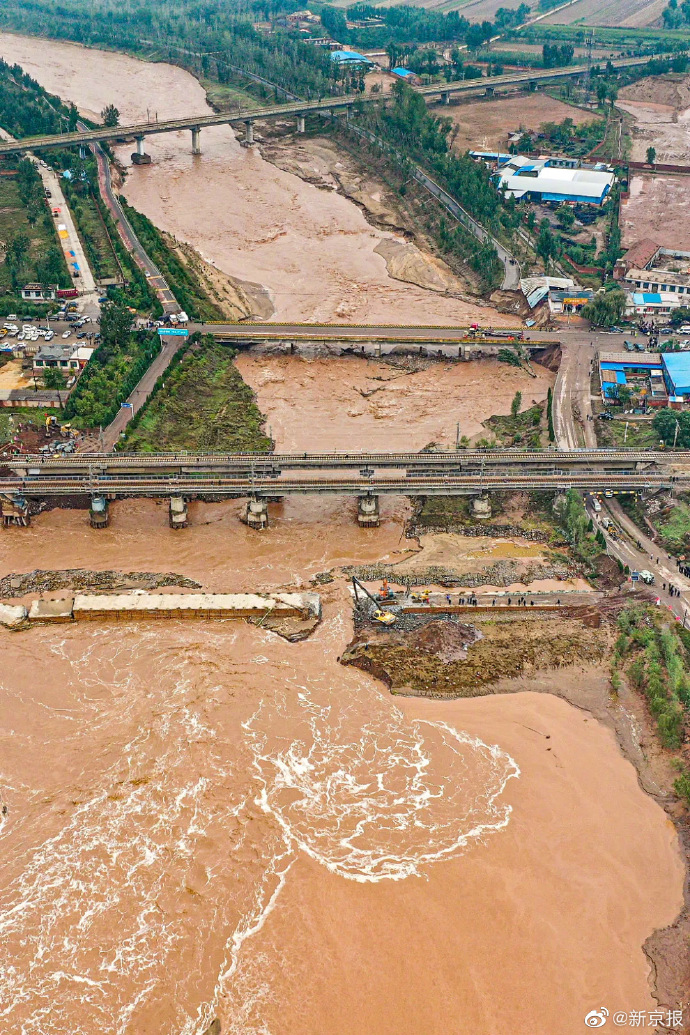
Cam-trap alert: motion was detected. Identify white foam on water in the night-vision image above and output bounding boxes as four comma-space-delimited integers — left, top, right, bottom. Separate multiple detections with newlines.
0, 621, 520, 1035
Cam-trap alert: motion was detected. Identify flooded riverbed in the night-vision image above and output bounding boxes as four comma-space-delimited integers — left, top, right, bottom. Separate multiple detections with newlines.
0, 33, 515, 326
0, 507, 684, 1034
236, 352, 554, 448
0, 31, 685, 1035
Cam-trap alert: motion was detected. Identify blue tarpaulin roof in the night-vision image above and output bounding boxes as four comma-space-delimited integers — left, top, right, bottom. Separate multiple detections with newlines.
330, 49, 372, 63
662, 353, 690, 394
391, 67, 415, 77
633, 292, 662, 304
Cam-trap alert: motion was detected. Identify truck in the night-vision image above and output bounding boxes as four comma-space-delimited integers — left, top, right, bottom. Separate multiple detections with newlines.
177, 311, 189, 325
639, 570, 655, 585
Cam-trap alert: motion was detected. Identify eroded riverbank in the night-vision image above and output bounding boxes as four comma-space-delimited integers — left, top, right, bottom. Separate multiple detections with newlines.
0, 29, 686, 1035
0, 32, 515, 326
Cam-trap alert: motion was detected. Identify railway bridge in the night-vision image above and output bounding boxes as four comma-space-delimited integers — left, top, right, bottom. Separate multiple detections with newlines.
0, 448, 685, 529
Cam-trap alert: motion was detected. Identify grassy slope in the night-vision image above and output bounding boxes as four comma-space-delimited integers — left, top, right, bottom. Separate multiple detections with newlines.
123, 339, 272, 453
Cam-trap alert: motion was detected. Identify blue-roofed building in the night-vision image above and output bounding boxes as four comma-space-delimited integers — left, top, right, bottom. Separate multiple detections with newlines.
493, 155, 614, 205
391, 67, 420, 84
598, 351, 664, 402
630, 291, 682, 316
330, 49, 374, 66
662, 353, 690, 397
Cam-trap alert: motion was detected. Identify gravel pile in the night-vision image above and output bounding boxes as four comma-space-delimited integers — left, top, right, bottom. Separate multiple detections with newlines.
343, 559, 576, 589
0, 569, 201, 599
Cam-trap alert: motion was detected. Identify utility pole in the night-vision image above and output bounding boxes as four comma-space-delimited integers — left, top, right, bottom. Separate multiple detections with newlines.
674, 418, 680, 448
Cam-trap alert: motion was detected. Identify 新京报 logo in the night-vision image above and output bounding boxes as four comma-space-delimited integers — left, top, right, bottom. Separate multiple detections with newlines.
584, 1008, 609, 1028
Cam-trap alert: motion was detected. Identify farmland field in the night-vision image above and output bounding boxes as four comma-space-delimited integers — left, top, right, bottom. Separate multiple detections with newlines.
540, 0, 667, 27
444, 92, 600, 152
0, 174, 66, 291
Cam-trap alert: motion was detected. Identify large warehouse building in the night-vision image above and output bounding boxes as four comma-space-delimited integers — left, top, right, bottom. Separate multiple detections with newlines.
494, 156, 615, 205
662, 353, 690, 399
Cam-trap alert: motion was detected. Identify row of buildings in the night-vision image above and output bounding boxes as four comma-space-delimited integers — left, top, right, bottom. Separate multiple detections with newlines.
615, 240, 690, 319
470, 152, 615, 207
599, 350, 690, 408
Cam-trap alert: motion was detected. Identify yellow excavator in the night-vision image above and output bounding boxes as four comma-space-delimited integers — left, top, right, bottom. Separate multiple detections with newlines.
351, 576, 397, 625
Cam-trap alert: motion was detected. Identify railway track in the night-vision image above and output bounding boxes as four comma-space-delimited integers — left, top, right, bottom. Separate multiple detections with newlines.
0, 472, 680, 498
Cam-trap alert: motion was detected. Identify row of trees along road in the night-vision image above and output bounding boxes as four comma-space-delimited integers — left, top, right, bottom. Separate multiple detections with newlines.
358, 83, 521, 285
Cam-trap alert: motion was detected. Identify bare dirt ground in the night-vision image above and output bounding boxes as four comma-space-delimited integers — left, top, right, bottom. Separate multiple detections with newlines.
541, 0, 666, 25
618, 75, 690, 250
618, 74, 690, 162
444, 93, 600, 153
621, 173, 690, 250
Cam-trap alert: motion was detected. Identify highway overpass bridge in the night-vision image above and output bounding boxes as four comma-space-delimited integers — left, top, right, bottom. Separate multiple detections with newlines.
0, 56, 652, 159
1, 448, 684, 528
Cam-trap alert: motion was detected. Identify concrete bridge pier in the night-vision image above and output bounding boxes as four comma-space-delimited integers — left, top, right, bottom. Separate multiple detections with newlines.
358, 494, 380, 528
191, 126, 201, 155
244, 120, 254, 145
471, 495, 492, 518
297, 114, 305, 134
79, 144, 87, 160
485, 86, 495, 97
131, 135, 151, 165
440, 91, 450, 105
243, 496, 268, 530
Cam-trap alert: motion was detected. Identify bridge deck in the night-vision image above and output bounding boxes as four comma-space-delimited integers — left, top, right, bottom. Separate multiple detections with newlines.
0, 56, 651, 156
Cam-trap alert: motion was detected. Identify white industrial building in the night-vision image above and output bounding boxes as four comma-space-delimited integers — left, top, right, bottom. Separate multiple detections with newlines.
494, 155, 615, 206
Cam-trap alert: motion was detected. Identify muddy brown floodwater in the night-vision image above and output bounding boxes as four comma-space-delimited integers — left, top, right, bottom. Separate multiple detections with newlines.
0, 32, 515, 326
0, 505, 685, 1035
235, 353, 555, 447
0, 30, 686, 1035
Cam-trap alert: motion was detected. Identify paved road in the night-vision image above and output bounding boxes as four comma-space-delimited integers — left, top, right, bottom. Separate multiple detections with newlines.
552, 326, 690, 621
553, 337, 598, 449
85, 130, 179, 314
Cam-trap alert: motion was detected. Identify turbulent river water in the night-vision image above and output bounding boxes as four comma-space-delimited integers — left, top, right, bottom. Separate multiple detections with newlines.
0, 32, 686, 1035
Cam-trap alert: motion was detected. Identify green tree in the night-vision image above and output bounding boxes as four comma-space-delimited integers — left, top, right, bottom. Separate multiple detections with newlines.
510, 390, 522, 418
652, 408, 689, 446
614, 384, 633, 408
646, 145, 657, 165
581, 288, 626, 328
537, 221, 556, 269
43, 367, 67, 406
101, 103, 120, 127
555, 204, 575, 231
5, 228, 31, 290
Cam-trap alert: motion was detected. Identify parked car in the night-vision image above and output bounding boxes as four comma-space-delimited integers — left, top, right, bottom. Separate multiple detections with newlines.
62, 330, 70, 338
598, 412, 614, 421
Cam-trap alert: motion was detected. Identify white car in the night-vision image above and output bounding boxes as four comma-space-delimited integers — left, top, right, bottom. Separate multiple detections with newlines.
45, 331, 54, 341
62, 330, 70, 338
679, 325, 690, 333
